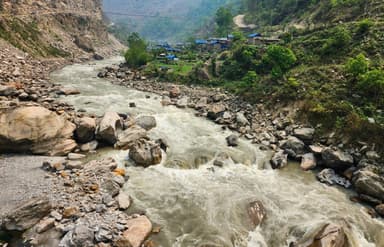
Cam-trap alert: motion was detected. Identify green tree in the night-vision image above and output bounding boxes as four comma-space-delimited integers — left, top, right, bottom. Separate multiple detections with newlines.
124, 33, 150, 68
345, 53, 369, 77
215, 7, 233, 36
261, 45, 297, 78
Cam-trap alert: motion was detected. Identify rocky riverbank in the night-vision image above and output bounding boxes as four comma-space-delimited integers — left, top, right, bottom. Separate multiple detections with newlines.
98, 63, 384, 220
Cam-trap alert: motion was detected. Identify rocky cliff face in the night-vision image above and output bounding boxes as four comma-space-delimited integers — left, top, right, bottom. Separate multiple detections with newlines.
0, 0, 122, 58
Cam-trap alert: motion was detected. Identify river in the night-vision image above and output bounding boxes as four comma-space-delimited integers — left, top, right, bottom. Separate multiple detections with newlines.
50, 58, 384, 247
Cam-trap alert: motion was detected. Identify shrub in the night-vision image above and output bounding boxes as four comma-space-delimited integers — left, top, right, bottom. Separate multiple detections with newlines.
358, 69, 384, 106
124, 33, 150, 68
356, 19, 374, 34
321, 27, 351, 55
345, 53, 369, 77
261, 45, 297, 78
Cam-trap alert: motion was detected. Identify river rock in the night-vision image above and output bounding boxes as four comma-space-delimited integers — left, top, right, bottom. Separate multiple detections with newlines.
2, 197, 52, 231
67, 153, 86, 160
80, 140, 98, 152
58, 86, 81, 96
213, 152, 232, 167
75, 117, 96, 143
120, 216, 152, 247
366, 150, 380, 160
169, 85, 181, 98
101, 178, 121, 197
207, 103, 226, 120
226, 134, 239, 147
316, 169, 351, 188
293, 128, 315, 143
117, 192, 131, 210
352, 169, 384, 201
59, 222, 94, 247
176, 96, 189, 108
135, 116, 156, 131
0, 106, 76, 156
95, 225, 113, 242
115, 126, 147, 149
300, 153, 317, 171
294, 223, 348, 247
236, 112, 249, 126
376, 204, 384, 217
280, 136, 306, 159
0, 85, 17, 96
96, 112, 122, 145
35, 218, 55, 233
358, 194, 382, 206
271, 150, 288, 169
321, 147, 354, 170
129, 139, 162, 167
247, 201, 266, 228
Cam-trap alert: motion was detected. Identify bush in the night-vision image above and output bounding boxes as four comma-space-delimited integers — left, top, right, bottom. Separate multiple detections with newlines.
358, 69, 384, 106
356, 19, 374, 34
345, 53, 369, 77
321, 27, 351, 55
261, 45, 297, 78
124, 33, 150, 68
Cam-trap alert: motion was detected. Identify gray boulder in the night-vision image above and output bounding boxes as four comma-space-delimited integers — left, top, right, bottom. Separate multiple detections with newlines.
115, 126, 147, 149
135, 116, 156, 131
316, 168, 351, 188
226, 134, 239, 147
75, 117, 96, 143
129, 139, 162, 167
321, 147, 354, 170
59, 222, 94, 247
236, 112, 249, 126
96, 112, 122, 145
270, 150, 288, 169
293, 127, 315, 142
353, 169, 384, 201
2, 197, 51, 231
280, 136, 306, 159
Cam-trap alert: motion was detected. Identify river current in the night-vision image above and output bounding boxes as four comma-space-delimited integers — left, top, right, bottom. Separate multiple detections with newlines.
50, 58, 384, 247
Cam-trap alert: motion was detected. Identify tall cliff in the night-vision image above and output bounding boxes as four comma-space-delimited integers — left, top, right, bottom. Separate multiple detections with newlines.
0, 0, 122, 58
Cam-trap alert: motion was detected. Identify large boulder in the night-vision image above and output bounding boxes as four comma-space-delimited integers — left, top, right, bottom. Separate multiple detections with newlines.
280, 136, 306, 159
135, 116, 156, 131
270, 150, 288, 169
96, 112, 122, 145
300, 153, 317, 171
75, 117, 96, 143
2, 197, 52, 231
352, 169, 384, 201
293, 128, 315, 143
119, 216, 152, 247
316, 168, 351, 188
115, 126, 148, 149
59, 222, 95, 247
0, 106, 76, 156
129, 139, 162, 167
293, 223, 349, 247
321, 148, 354, 170
207, 103, 226, 120
226, 134, 239, 147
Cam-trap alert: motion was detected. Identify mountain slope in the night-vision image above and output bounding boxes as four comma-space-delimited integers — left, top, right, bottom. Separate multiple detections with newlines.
103, 0, 239, 41
0, 0, 122, 58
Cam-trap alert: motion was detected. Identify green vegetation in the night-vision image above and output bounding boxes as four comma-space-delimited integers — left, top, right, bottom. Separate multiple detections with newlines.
124, 33, 150, 68
215, 7, 233, 36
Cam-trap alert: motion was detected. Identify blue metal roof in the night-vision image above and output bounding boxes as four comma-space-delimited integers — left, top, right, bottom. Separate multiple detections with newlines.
195, 39, 208, 45
248, 33, 261, 38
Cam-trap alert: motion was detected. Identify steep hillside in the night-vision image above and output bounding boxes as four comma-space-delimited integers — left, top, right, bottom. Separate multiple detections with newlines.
0, 0, 122, 58
104, 0, 238, 41
186, 0, 384, 149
